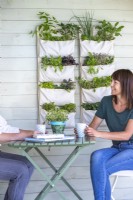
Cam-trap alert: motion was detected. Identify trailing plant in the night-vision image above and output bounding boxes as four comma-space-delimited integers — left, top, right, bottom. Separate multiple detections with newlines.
60, 103, 76, 113
39, 79, 75, 92
41, 102, 56, 111
81, 102, 100, 110
46, 108, 68, 122
93, 20, 124, 42
83, 52, 114, 74
72, 11, 94, 40
41, 56, 63, 72
78, 76, 111, 90
30, 12, 80, 41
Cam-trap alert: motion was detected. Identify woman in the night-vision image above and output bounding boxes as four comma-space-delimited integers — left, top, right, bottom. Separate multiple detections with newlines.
0, 115, 38, 200
85, 69, 133, 200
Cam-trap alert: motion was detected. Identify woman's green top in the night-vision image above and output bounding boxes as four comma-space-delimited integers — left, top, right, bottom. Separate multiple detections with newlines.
95, 95, 133, 145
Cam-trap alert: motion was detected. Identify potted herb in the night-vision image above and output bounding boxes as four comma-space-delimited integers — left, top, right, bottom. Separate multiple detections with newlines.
46, 108, 68, 134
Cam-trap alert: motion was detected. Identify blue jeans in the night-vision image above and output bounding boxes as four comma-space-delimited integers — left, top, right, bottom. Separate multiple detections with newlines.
0, 151, 34, 200
90, 142, 133, 200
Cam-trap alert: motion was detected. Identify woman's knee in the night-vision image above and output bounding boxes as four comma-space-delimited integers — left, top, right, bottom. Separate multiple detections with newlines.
91, 149, 105, 164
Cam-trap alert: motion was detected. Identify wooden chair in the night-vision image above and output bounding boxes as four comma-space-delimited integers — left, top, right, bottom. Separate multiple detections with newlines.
111, 170, 133, 200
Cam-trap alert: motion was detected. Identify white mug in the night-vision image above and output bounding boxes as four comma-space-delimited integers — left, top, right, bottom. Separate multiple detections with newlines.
76, 123, 87, 137
36, 124, 46, 134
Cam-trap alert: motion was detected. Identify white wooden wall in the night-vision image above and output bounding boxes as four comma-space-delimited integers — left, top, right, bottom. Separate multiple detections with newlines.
1, 0, 133, 199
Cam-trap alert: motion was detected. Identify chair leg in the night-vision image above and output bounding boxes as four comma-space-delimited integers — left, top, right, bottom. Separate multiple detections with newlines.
111, 175, 118, 200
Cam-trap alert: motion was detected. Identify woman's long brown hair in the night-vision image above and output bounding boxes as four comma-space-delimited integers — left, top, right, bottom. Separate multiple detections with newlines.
111, 69, 133, 109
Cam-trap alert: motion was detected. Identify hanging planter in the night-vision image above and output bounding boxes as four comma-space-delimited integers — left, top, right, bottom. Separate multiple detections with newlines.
81, 64, 115, 80
80, 40, 114, 57
82, 87, 111, 103
39, 39, 75, 57
39, 65, 75, 82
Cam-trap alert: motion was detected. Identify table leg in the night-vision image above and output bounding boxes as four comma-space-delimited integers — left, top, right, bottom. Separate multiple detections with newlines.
22, 148, 68, 200
35, 147, 83, 200
34, 146, 84, 200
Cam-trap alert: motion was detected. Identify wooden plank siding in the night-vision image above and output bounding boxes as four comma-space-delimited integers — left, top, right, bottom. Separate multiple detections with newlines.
1, 0, 133, 199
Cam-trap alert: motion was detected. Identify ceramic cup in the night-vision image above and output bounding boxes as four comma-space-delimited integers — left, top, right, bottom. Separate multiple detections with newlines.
36, 124, 46, 134
76, 123, 87, 137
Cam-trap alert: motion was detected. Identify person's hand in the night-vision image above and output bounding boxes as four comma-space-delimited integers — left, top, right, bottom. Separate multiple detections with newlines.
85, 126, 99, 137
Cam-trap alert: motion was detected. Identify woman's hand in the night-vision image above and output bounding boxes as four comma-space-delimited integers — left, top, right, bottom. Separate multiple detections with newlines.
85, 126, 99, 137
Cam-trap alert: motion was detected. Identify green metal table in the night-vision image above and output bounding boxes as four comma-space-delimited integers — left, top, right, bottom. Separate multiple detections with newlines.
8, 136, 95, 200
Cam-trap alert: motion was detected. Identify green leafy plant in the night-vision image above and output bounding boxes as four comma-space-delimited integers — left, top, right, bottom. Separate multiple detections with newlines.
39, 79, 75, 92
30, 12, 80, 41
42, 103, 76, 114
83, 52, 114, 74
72, 11, 94, 40
39, 81, 54, 88
57, 23, 80, 40
81, 102, 100, 110
78, 76, 111, 90
41, 55, 77, 72
60, 103, 76, 113
93, 20, 124, 42
41, 56, 63, 72
46, 108, 68, 122
41, 102, 56, 111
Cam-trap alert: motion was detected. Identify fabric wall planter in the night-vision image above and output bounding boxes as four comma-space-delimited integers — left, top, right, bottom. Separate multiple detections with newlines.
40, 109, 76, 128
39, 39, 75, 57
82, 109, 106, 126
81, 64, 115, 80
40, 89, 75, 105
39, 65, 75, 82
82, 87, 111, 103
80, 40, 114, 57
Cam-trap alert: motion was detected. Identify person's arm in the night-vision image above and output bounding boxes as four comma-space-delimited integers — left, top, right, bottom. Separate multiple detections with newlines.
86, 119, 133, 141
0, 129, 37, 143
88, 115, 103, 129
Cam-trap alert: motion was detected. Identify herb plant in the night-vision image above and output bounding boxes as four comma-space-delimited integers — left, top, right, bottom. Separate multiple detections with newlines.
93, 20, 124, 42
72, 11, 94, 40
41, 55, 77, 72
41, 56, 63, 72
78, 76, 111, 90
83, 52, 114, 74
39, 81, 54, 88
46, 108, 68, 122
41, 102, 56, 111
60, 103, 76, 113
30, 12, 80, 41
62, 56, 78, 66
81, 102, 100, 110
39, 79, 75, 92
42, 103, 76, 113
